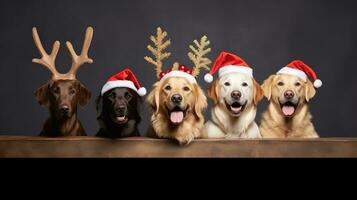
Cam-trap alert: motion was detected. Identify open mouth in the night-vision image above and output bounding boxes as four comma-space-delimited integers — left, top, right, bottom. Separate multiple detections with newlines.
168, 106, 187, 125
112, 115, 128, 124
280, 101, 297, 117
225, 101, 246, 115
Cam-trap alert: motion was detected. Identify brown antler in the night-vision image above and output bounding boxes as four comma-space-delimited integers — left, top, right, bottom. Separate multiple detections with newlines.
144, 27, 171, 79
32, 27, 61, 80
65, 26, 94, 80
188, 35, 212, 77
32, 27, 94, 80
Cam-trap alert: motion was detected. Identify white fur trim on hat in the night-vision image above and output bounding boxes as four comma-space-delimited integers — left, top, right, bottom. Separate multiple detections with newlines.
101, 80, 146, 96
161, 70, 197, 84
277, 67, 307, 81
219, 65, 253, 78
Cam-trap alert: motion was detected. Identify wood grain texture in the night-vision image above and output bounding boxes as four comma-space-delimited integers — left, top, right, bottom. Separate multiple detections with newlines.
0, 136, 357, 157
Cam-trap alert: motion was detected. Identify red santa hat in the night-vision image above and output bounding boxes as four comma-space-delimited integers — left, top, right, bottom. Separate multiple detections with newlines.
159, 65, 197, 83
204, 51, 253, 83
277, 60, 322, 88
101, 68, 147, 96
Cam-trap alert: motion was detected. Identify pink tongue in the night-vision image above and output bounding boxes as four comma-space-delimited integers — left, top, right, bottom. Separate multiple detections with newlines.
282, 106, 295, 116
231, 106, 242, 113
170, 111, 184, 124
117, 116, 126, 122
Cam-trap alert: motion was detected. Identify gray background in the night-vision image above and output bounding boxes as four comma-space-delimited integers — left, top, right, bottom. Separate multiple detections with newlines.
0, 0, 356, 137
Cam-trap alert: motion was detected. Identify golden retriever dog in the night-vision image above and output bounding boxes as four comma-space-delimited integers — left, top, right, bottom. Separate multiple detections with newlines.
202, 52, 264, 139
260, 73, 319, 138
144, 27, 212, 145
147, 76, 207, 145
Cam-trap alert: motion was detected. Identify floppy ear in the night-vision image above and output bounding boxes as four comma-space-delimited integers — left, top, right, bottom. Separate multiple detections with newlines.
193, 84, 208, 120
77, 82, 91, 107
132, 91, 142, 123
261, 75, 276, 100
305, 80, 316, 102
34, 82, 50, 106
128, 89, 142, 122
131, 89, 142, 106
207, 79, 219, 105
147, 81, 161, 114
253, 79, 264, 105
95, 94, 103, 118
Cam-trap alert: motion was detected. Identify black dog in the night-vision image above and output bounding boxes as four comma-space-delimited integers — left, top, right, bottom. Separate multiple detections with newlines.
96, 87, 141, 138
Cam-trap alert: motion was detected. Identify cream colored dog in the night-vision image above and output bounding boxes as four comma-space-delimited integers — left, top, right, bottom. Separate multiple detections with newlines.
203, 72, 263, 139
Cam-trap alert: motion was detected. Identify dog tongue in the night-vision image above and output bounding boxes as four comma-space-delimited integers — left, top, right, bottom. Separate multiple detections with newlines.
170, 111, 184, 124
282, 106, 295, 116
231, 106, 242, 113
117, 116, 126, 122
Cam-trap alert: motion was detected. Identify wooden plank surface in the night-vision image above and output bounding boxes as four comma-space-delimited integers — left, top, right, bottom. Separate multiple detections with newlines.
0, 136, 357, 157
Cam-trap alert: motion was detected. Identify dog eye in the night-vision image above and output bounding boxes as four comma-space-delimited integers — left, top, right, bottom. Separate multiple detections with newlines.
164, 85, 171, 91
69, 89, 76, 95
224, 82, 231, 86
183, 86, 190, 91
108, 92, 116, 98
242, 82, 248, 87
295, 82, 301, 87
277, 82, 284, 86
125, 92, 132, 99
53, 87, 60, 94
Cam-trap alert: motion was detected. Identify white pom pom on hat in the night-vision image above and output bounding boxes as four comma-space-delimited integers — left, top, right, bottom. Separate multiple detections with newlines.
137, 87, 147, 96
204, 73, 214, 83
313, 79, 322, 88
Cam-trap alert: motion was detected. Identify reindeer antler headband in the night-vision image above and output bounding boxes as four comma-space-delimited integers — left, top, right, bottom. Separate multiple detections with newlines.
32, 27, 94, 80
144, 27, 211, 82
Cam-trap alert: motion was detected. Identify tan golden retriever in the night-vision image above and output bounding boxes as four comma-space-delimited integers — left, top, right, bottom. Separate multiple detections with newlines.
260, 74, 319, 138
203, 73, 264, 138
147, 77, 207, 145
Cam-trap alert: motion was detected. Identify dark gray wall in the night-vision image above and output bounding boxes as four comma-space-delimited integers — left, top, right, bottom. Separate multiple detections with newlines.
0, 0, 356, 137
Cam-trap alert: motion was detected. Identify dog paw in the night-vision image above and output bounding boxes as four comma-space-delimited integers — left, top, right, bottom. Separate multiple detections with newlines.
176, 134, 195, 146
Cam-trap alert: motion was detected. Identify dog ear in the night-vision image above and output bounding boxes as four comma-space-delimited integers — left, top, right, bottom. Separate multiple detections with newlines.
34, 82, 50, 106
261, 75, 275, 100
95, 94, 103, 118
207, 79, 219, 104
193, 84, 208, 121
305, 79, 316, 102
253, 79, 264, 105
130, 89, 142, 123
147, 81, 161, 114
77, 82, 91, 107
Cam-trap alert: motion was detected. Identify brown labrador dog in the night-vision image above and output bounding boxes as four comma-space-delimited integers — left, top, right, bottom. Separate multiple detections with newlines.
35, 80, 91, 136
96, 88, 141, 138
32, 27, 94, 136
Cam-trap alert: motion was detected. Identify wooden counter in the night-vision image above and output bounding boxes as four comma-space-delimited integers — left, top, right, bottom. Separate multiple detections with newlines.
0, 136, 357, 157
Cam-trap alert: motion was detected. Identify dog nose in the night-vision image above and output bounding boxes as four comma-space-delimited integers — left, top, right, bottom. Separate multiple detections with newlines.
116, 104, 126, 112
171, 94, 183, 104
284, 90, 294, 99
231, 90, 241, 99
60, 105, 69, 114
